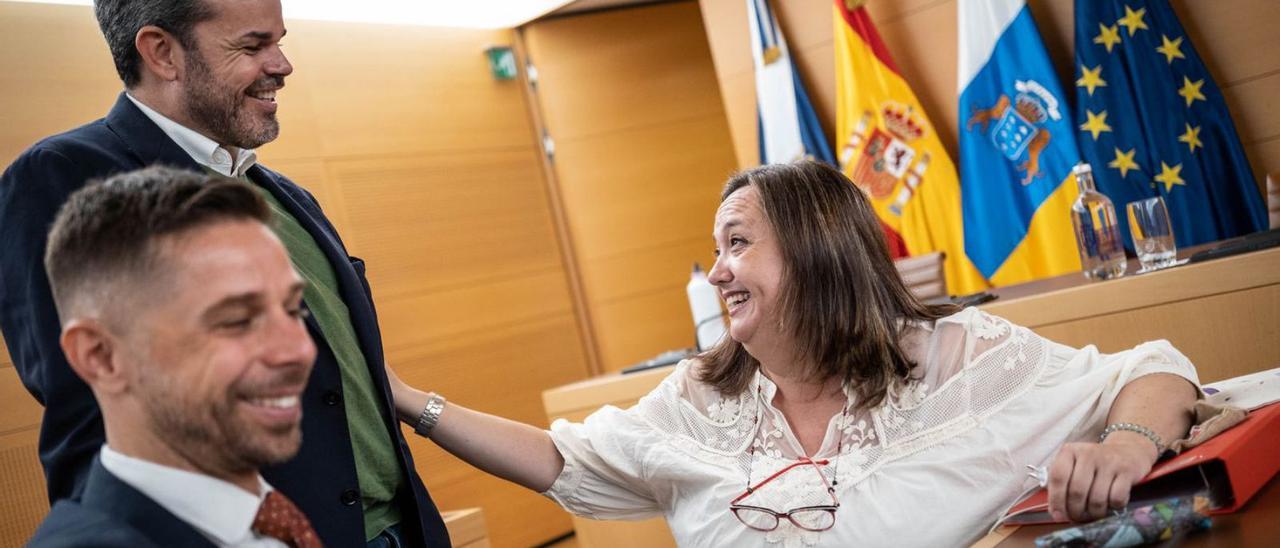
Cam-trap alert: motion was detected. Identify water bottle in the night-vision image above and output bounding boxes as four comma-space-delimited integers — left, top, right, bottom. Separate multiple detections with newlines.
1070, 163, 1126, 280
686, 263, 726, 350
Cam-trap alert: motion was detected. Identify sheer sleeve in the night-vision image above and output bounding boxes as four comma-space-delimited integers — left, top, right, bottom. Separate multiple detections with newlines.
932, 308, 1200, 446
1044, 338, 1201, 444
541, 366, 691, 520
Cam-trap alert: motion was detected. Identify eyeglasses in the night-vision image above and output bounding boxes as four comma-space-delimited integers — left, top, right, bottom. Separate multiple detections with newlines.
730, 457, 840, 532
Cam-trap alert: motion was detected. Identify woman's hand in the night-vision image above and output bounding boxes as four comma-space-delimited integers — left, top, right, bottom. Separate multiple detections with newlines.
1046, 432, 1159, 522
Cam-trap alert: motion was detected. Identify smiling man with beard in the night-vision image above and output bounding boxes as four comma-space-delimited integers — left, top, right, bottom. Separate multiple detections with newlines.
30, 167, 320, 547
0, 1, 449, 546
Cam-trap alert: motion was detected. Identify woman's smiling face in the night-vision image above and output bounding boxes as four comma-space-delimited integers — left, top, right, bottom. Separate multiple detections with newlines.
708, 185, 787, 350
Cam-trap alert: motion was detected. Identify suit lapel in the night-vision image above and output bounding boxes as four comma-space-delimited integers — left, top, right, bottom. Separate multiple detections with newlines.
102, 92, 205, 171
80, 459, 217, 548
246, 166, 396, 421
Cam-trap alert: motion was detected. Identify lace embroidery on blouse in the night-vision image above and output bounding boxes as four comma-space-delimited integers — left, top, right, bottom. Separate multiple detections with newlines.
634, 309, 1049, 544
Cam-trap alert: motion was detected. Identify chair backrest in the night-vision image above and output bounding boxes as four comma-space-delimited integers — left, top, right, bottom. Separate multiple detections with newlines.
894, 251, 947, 301
1267, 172, 1279, 229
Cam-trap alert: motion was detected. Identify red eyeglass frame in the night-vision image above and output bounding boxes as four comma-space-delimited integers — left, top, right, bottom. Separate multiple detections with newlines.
729, 457, 841, 532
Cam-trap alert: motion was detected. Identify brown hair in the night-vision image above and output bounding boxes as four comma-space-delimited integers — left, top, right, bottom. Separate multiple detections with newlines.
45, 165, 271, 318
697, 160, 958, 410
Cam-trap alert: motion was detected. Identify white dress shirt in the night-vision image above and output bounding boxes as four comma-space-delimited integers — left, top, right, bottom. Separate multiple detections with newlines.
125, 93, 258, 177
543, 308, 1201, 547
100, 445, 287, 548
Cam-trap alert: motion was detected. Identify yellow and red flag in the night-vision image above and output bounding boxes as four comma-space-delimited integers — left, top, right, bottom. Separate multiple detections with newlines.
834, 0, 989, 295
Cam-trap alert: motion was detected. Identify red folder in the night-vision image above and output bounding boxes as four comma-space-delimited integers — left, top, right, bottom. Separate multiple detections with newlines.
1002, 402, 1280, 525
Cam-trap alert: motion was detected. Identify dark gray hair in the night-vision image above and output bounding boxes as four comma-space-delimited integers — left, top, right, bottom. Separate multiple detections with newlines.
94, 0, 217, 88
45, 166, 271, 319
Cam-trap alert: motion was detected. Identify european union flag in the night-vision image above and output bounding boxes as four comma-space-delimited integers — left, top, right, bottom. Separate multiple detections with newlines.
1074, 0, 1267, 249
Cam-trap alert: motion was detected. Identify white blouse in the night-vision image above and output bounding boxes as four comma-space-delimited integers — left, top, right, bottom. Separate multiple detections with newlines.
542, 308, 1199, 547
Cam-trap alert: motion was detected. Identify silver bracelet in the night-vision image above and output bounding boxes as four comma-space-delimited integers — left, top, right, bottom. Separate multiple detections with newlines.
1099, 422, 1164, 454
414, 393, 446, 438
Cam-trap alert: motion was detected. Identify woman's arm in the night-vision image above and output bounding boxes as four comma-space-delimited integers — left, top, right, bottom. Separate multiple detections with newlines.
387, 367, 565, 492
1046, 372, 1197, 522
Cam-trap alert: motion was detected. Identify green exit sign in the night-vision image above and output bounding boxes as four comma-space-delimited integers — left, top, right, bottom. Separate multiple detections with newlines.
485, 46, 517, 81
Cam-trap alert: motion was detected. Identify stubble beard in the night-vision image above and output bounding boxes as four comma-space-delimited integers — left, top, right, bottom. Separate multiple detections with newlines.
182, 48, 281, 150
138, 370, 304, 477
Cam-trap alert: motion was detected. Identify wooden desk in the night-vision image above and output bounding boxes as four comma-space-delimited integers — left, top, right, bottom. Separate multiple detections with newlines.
442, 508, 490, 548
982, 246, 1280, 383
984, 475, 1280, 547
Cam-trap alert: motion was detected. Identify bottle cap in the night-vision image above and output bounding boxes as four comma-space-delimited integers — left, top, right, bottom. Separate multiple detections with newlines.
692, 262, 703, 274
1072, 163, 1093, 175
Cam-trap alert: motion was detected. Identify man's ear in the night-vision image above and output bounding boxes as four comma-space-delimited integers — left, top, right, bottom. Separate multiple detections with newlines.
60, 318, 128, 395
134, 25, 184, 83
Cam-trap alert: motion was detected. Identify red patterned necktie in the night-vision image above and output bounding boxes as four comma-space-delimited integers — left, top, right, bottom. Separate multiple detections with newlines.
252, 490, 323, 548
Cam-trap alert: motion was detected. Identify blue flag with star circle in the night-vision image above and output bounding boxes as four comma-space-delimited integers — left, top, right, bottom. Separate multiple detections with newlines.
1074, 0, 1266, 250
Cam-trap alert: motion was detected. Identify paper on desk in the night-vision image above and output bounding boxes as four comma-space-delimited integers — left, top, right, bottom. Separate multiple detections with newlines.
1202, 367, 1280, 410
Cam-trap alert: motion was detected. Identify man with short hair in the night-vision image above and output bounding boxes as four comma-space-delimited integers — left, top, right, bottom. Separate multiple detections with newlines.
0, 1, 449, 545
30, 167, 321, 547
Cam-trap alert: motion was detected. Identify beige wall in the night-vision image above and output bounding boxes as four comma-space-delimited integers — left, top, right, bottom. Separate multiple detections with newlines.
0, 2, 593, 546
698, 0, 1280, 189
523, 1, 739, 373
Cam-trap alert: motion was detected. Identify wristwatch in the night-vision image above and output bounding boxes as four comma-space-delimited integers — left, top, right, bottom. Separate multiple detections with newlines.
414, 393, 446, 438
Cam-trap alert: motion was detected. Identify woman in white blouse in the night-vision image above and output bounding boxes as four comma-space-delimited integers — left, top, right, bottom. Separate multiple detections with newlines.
388, 160, 1199, 547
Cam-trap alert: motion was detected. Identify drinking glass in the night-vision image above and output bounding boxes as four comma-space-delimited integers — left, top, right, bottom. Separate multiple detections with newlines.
1126, 196, 1177, 271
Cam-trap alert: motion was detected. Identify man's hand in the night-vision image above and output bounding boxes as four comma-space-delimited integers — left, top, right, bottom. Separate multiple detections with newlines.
1046, 432, 1159, 522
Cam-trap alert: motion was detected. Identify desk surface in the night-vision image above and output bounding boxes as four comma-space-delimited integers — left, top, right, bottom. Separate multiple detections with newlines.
990, 475, 1280, 547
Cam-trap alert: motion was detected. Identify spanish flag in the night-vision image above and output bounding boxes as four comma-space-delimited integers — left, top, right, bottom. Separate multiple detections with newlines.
834, 0, 988, 295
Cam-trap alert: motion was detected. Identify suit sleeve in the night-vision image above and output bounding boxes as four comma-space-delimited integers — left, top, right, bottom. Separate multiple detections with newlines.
0, 146, 108, 501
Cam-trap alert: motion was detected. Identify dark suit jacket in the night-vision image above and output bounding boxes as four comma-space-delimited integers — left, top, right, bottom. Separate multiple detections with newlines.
0, 93, 450, 547
28, 458, 215, 548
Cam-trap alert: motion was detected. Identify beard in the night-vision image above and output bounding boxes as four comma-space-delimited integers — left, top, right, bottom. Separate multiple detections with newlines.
137, 366, 307, 475
182, 48, 283, 150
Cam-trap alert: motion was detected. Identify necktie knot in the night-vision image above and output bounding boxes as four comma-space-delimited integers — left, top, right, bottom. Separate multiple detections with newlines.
253, 490, 323, 548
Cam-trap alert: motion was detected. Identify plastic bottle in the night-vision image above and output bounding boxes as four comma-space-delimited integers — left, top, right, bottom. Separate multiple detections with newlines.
686, 263, 727, 350
1070, 163, 1127, 280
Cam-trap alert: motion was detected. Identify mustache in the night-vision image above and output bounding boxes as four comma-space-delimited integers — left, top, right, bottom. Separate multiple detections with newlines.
247, 75, 286, 93
234, 364, 310, 396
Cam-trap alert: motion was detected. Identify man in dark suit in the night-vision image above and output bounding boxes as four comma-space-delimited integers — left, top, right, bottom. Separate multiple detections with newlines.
31, 168, 321, 547
0, 1, 449, 545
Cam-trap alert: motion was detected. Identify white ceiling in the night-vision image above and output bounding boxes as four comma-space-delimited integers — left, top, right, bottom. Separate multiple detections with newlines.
546, 0, 673, 18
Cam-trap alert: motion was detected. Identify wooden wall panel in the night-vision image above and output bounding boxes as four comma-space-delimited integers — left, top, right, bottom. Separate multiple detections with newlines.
697, 0, 1280, 187
0, 337, 48, 547
0, 4, 591, 546
524, 1, 738, 372
0, 3, 119, 162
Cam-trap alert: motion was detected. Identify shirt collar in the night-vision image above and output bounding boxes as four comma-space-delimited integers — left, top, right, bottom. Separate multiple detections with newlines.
100, 444, 273, 546
125, 93, 258, 177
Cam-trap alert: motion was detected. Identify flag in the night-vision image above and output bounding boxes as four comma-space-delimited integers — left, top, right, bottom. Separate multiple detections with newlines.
1074, 0, 1266, 249
749, 0, 908, 258
833, 0, 988, 294
746, 0, 832, 166
957, 0, 1084, 286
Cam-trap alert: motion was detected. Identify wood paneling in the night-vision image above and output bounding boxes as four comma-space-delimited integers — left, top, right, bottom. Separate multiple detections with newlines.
0, 3, 119, 163
697, 0, 1280, 194
524, 1, 738, 372
0, 4, 591, 546
983, 247, 1280, 384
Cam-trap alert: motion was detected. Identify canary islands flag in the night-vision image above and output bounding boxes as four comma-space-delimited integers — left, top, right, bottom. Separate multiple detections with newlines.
835, 0, 987, 294
958, 0, 1083, 285
747, 0, 832, 165
1075, 0, 1266, 249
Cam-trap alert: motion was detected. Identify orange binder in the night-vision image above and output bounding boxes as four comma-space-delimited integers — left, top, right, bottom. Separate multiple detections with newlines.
1003, 402, 1280, 525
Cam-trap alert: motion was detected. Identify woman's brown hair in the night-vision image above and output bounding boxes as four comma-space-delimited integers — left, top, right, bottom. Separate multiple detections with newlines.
697, 160, 958, 410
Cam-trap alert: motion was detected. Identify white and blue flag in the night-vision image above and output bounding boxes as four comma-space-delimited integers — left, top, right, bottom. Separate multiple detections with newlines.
746, 0, 833, 165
